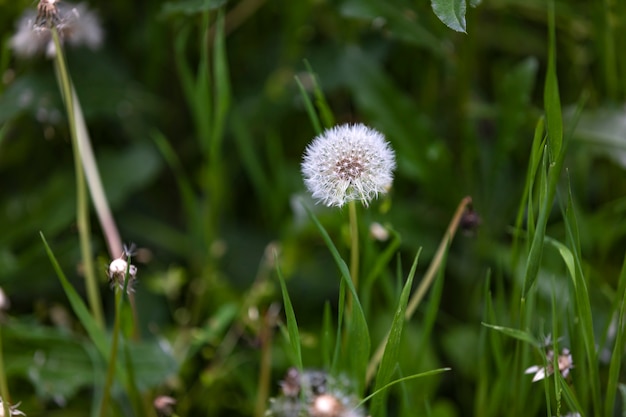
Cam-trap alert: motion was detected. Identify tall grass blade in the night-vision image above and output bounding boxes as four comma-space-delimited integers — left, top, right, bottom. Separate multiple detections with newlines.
276, 259, 302, 370
604, 255, 626, 417
370, 251, 419, 417
303, 61, 335, 129
295, 75, 323, 136
302, 202, 370, 393
40, 232, 109, 358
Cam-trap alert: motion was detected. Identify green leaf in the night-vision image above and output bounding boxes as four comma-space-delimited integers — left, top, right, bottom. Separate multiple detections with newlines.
431, 0, 467, 33
370, 251, 419, 417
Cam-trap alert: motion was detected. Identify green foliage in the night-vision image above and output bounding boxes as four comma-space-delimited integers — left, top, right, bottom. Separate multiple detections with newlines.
1, 0, 626, 415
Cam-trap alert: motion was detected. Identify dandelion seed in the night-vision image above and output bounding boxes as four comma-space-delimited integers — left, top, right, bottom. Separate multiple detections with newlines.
10, 1, 103, 59
0, 397, 26, 416
301, 124, 396, 208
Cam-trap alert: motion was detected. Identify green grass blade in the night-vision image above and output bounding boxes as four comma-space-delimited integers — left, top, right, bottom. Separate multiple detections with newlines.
151, 130, 200, 235
275, 258, 302, 371
481, 323, 539, 348
605, 253, 626, 417
303, 61, 335, 129
322, 301, 333, 370
560, 187, 602, 416
370, 251, 419, 417
40, 232, 109, 358
358, 368, 451, 408
295, 75, 322, 136
544, 0, 562, 161
331, 279, 346, 376
210, 8, 231, 157
302, 202, 370, 393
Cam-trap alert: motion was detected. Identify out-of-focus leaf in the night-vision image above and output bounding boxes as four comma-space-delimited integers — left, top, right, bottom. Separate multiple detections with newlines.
340, 0, 444, 54
161, 0, 227, 17
570, 107, 626, 168
4, 322, 97, 403
431, 0, 467, 33
127, 340, 178, 390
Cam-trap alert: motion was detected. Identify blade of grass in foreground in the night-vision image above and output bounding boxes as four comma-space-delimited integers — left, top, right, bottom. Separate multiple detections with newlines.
605, 253, 626, 417
559, 185, 602, 416
276, 256, 303, 371
357, 368, 451, 409
522, 0, 565, 298
369, 250, 419, 417
295, 74, 322, 136
40, 232, 109, 358
302, 202, 370, 394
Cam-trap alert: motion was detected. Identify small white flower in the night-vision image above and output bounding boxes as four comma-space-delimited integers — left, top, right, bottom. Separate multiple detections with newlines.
107, 255, 138, 293
301, 124, 396, 207
525, 348, 573, 382
0, 397, 26, 416
0, 287, 10, 311
10, 1, 103, 59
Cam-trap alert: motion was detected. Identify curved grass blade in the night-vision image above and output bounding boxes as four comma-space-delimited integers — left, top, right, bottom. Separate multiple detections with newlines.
302, 201, 370, 393
276, 256, 303, 371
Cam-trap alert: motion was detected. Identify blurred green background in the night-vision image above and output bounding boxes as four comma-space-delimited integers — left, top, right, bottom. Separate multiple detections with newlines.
1, 0, 626, 415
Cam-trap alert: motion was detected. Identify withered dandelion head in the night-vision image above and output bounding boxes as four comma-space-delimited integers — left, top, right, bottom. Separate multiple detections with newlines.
10, 1, 103, 58
301, 124, 395, 208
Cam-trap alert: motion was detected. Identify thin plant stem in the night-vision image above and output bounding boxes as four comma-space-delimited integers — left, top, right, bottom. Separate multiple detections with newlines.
98, 267, 132, 417
366, 196, 472, 383
347, 200, 360, 317
254, 304, 279, 417
0, 326, 12, 417
51, 29, 105, 329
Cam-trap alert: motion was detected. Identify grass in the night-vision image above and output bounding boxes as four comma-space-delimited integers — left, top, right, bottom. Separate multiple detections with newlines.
0, 0, 626, 416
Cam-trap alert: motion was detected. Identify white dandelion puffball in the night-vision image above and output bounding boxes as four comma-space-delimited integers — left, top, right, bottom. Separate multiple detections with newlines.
301, 123, 396, 207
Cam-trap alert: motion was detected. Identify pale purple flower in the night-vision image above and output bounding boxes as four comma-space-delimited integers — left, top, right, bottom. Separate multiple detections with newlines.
525, 347, 573, 382
301, 124, 396, 207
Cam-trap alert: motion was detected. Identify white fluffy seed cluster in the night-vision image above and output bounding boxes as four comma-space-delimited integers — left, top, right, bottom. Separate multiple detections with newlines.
301, 123, 396, 208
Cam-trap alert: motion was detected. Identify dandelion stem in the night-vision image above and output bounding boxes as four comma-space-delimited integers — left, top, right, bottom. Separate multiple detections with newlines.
51, 28, 105, 330
349, 200, 360, 292
0, 326, 12, 417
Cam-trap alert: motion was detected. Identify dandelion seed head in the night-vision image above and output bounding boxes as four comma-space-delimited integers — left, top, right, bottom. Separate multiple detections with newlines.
301, 124, 396, 208
267, 368, 366, 417
10, 2, 103, 59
